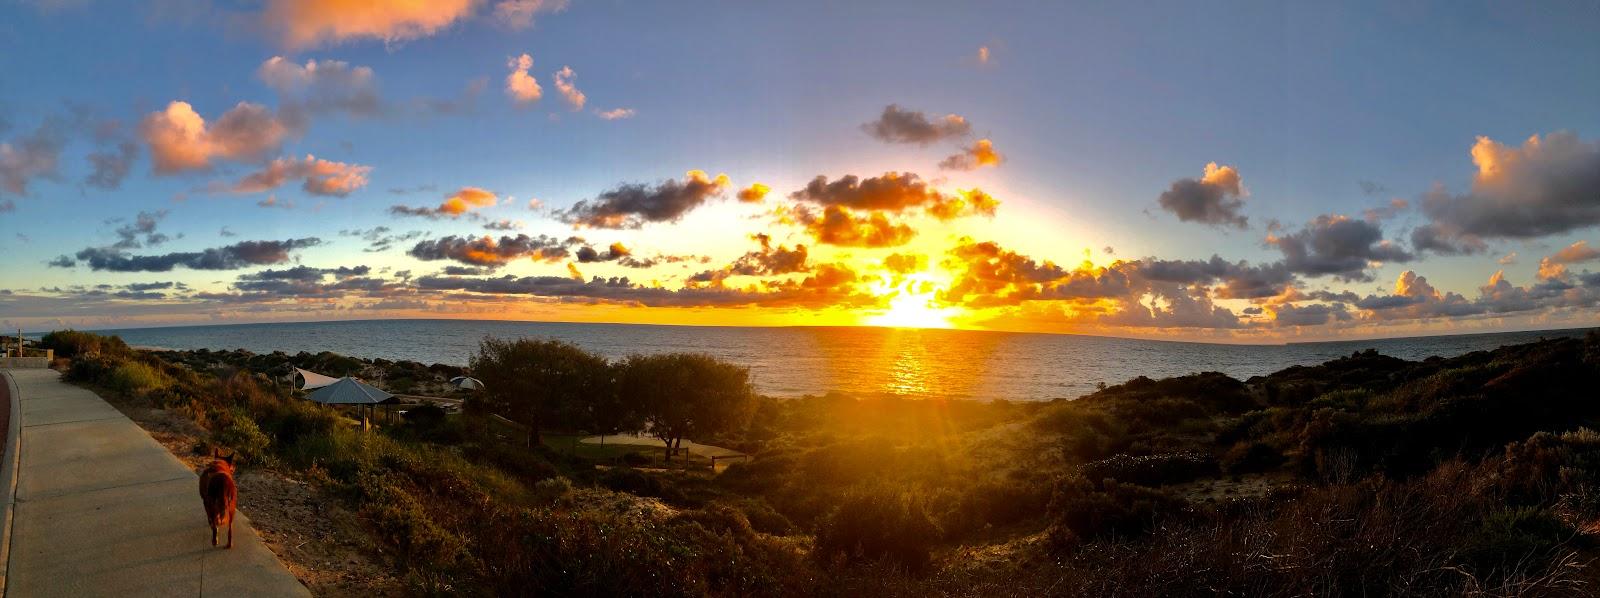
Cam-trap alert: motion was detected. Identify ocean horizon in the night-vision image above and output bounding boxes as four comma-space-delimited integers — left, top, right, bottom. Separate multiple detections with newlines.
79, 319, 1597, 402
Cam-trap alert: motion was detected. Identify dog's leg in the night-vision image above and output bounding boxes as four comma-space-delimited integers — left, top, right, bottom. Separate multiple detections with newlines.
211, 524, 218, 546
226, 518, 233, 549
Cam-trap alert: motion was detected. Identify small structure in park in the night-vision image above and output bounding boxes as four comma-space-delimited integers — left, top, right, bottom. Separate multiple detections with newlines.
304, 376, 396, 430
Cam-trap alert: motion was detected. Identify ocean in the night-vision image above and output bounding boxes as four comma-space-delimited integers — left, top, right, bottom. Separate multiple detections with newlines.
91, 320, 1594, 402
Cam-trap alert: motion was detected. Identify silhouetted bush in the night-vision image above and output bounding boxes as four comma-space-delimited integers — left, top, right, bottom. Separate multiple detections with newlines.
41, 329, 129, 358
1047, 476, 1185, 543
1220, 440, 1282, 474
814, 486, 941, 571
1080, 452, 1219, 487
1459, 507, 1573, 576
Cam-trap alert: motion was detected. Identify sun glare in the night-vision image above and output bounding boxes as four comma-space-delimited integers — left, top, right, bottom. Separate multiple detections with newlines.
865, 276, 959, 329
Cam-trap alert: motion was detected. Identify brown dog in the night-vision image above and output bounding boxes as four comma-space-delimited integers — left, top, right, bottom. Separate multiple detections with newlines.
198, 452, 237, 549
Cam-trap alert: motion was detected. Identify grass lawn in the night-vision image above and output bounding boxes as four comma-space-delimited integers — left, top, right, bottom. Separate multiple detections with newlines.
541, 434, 715, 468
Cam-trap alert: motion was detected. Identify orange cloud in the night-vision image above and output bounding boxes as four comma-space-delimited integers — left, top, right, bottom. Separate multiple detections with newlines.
737, 183, 770, 203
595, 107, 635, 120
798, 205, 916, 247
232, 154, 371, 197
1537, 240, 1598, 280
141, 101, 289, 173
262, 0, 479, 50
553, 65, 585, 110
506, 54, 542, 104
439, 187, 498, 215
939, 138, 1003, 171
390, 187, 499, 219
926, 188, 1000, 220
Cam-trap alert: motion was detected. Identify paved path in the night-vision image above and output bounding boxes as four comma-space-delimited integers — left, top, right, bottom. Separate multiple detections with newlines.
1, 369, 308, 597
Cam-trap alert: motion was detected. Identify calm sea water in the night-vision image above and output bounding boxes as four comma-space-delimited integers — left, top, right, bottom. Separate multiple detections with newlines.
90, 320, 1594, 402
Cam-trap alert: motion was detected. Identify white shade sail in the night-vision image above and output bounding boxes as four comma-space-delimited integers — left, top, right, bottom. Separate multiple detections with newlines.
294, 367, 341, 390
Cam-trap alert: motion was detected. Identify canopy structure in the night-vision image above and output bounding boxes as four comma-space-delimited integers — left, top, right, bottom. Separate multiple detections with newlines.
305, 377, 396, 405
294, 367, 341, 390
449, 376, 485, 391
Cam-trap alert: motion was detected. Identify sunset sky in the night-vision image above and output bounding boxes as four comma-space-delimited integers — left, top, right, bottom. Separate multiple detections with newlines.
2, 1, 1598, 341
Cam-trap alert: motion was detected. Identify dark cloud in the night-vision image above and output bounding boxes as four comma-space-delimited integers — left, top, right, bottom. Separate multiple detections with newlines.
239, 265, 370, 282
1270, 302, 1352, 327
557, 170, 730, 229
84, 141, 139, 190
62, 238, 321, 272
110, 210, 171, 249
1156, 163, 1247, 228
415, 262, 871, 309
794, 205, 916, 247
688, 235, 811, 285
1267, 215, 1413, 281
1139, 255, 1294, 299
1409, 224, 1486, 256
1418, 132, 1600, 242
407, 234, 578, 267
0, 117, 67, 196
340, 226, 423, 252
789, 172, 997, 219
861, 104, 971, 145
442, 265, 491, 276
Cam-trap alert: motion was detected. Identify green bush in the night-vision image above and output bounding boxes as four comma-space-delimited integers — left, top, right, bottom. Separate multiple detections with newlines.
41, 329, 129, 358
814, 486, 941, 571
213, 408, 271, 464
108, 361, 171, 395
1079, 452, 1219, 487
1459, 507, 1573, 576
1047, 476, 1185, 544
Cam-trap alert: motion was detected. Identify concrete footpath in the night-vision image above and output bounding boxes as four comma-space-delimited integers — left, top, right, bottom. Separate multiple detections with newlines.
0, 369, 308, 597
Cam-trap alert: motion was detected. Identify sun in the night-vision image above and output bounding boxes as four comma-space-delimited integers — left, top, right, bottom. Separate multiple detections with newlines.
864, 277, 959, 329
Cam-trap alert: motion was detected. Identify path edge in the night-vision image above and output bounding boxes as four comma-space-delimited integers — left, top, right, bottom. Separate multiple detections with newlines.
0, 371, 23, 597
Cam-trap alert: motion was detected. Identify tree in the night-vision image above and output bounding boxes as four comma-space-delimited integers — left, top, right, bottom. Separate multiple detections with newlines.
469, 337, 610, 445
618, 353, 757, 463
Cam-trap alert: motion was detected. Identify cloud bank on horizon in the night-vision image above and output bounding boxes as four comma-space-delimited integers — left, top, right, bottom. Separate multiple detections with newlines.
1, 1, 1597, 340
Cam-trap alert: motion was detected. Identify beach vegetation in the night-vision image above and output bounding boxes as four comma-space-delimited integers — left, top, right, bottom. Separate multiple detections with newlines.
39, 329, 1600, 595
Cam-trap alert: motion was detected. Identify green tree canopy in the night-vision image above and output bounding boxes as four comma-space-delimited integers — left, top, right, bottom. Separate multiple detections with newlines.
469, 337, 611, 442
618, 353, 757, 460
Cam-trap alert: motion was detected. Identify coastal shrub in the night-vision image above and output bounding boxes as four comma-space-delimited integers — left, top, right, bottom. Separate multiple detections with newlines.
813, 486, 941, 571
731, 497, 795, 535
402, 404, 447, 429
532, 476, 573, 502
257, 399, 344, 447
213, 408, 271, 464
108, 360, 171, 395
1080, 452, 1219, 487
461, 441, 560, 485
620, 451, 653, 466
1458, 507, 1573, 576
938, 475, 1052, 539
1047, 476, 1184, 542
1220, 440, 1282, 474
40, 329, 129, 358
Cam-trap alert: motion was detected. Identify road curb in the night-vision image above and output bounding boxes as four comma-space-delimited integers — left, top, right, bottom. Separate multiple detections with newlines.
0, 371, 24, 597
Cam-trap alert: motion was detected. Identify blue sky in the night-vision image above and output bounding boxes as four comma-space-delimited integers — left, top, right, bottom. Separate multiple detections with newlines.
1, 0, 1597, 339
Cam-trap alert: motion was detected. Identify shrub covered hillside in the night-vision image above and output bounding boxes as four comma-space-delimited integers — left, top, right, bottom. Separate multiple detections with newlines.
37, 329, 1600, 596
